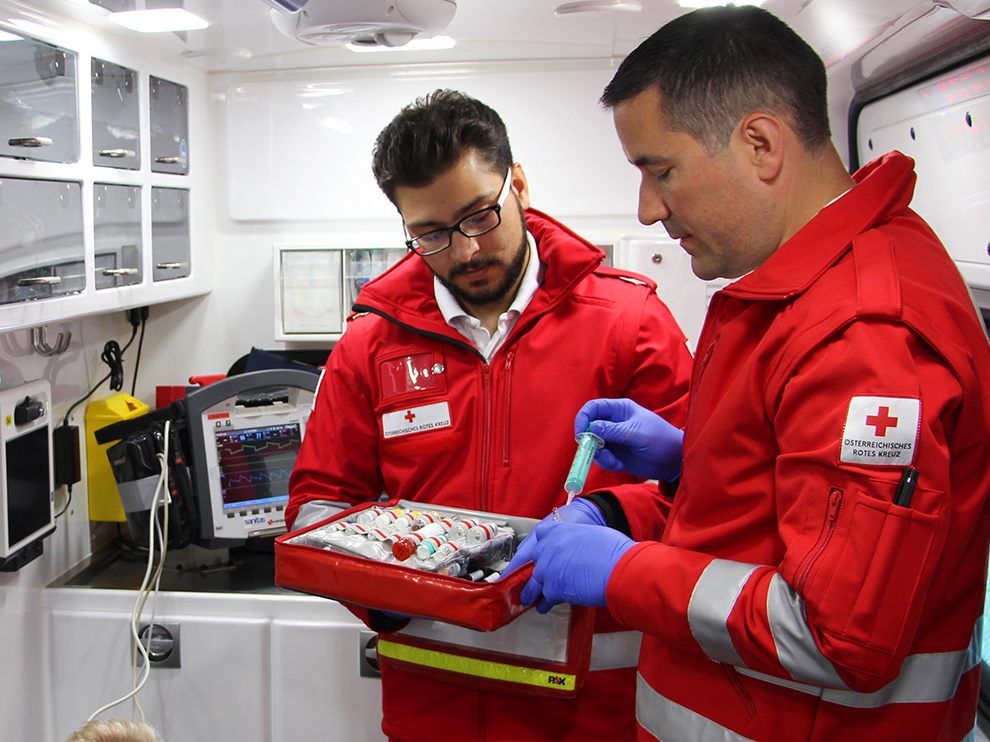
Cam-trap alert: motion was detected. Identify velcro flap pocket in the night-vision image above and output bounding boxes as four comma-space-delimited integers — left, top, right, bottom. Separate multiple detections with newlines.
820, 489, 941, 658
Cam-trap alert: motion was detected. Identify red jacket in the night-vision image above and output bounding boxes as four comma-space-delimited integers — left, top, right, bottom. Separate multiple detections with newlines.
289, 208, 693, 742
607, 152, 990, 741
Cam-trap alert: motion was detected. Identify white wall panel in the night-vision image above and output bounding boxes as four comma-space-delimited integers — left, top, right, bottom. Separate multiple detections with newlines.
222, 63, 639, 222
857, 56, 990, 290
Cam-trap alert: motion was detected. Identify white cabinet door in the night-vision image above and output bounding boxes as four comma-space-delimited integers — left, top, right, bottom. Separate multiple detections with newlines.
271, 619, 385, 741
50, 610, 270, 742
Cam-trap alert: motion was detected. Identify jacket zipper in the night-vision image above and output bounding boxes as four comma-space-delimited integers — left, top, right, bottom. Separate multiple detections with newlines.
795, 487, 843, 592
351, 303, 485, 361
481, 365, 492, 513
696, 331, 720, 386
501, 351, 516, 467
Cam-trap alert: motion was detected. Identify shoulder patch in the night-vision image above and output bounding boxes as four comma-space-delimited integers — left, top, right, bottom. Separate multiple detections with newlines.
840, 396, 920, 466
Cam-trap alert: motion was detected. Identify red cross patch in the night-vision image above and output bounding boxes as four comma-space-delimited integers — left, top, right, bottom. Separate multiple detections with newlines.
840, 396, 920, 466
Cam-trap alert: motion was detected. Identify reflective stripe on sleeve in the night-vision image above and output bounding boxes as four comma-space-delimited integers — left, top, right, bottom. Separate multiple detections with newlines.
766, 573, 849, 688
589, 630, 642, 670
687, 559, 760, 666
636, 673, 756, 742
736, 621, 983, 709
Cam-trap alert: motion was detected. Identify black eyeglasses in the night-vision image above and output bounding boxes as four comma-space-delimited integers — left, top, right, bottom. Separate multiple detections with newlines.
404, 170, 513, 256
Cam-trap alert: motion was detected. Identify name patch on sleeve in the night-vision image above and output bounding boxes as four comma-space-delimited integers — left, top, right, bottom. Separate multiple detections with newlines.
382, 401, 452, 439
840, 396, 920, 466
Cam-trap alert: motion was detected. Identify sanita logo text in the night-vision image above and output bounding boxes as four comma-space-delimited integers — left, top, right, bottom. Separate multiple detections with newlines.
244, 516, 266, 526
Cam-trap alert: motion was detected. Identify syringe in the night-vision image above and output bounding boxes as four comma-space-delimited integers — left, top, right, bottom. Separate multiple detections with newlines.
563, 430, 604, 504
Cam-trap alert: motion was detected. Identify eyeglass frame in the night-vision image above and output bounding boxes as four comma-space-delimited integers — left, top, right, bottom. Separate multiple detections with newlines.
403, 168, 514, 256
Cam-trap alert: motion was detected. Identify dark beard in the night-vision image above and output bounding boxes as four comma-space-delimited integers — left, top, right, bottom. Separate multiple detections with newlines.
437, 203, 529, 308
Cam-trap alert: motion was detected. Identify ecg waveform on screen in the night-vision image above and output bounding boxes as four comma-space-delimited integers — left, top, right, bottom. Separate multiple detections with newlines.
222, 469, 292, 488
216, 424, 302, 506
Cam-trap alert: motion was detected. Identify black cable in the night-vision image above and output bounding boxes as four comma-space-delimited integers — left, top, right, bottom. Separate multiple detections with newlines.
130, 313, 146, 397
54, 485, 73, 519
61, 325, 138, 429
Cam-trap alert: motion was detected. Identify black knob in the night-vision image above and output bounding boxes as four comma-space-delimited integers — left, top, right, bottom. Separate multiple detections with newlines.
13, 396, 44, 425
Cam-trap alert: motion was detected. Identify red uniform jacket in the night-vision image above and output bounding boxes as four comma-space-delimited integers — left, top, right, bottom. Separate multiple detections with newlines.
607, 152, 990, 741
289, 208, 693, 742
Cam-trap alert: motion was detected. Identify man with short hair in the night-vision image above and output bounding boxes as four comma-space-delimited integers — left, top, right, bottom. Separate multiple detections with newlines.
508, 7, 990, 740
288, 89, 693, 742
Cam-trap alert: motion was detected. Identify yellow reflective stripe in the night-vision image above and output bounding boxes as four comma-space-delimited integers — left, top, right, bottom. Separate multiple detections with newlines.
377, 638, 577, 691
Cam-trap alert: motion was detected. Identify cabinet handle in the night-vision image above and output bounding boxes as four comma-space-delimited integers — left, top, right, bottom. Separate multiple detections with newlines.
154, 155, 182, 164
102, 268, 139, 276
18, 276, 62, 286
9, 137, 54, 148
98, 148, 136, 159
156, 262, 188, 270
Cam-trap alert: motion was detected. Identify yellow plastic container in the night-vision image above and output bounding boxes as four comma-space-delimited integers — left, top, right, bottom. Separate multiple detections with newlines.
86, 393, 149, 522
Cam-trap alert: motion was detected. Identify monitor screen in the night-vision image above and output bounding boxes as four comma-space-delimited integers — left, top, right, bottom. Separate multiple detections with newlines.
6, 427, 51, 547
214, 422, 302, 510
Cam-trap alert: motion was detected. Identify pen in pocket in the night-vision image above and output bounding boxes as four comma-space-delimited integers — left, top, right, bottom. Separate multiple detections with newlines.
893, 467, 919, 507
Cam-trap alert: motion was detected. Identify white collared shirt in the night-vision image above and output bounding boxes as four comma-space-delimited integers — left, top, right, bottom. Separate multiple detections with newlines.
434, 232, 540, 363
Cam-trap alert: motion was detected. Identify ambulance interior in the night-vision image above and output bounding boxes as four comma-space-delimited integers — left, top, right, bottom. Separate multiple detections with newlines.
0, 0, 987, 739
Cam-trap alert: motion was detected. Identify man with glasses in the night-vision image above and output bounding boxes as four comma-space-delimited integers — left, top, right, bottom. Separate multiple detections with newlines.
287, 89, 693, 742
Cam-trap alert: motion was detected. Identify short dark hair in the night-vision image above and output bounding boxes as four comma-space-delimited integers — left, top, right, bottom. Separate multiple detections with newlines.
372, 89, 513, 205
600, 6, 830, 152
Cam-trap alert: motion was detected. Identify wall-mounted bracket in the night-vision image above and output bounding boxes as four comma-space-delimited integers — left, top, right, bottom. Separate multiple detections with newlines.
30, 326, 72, 356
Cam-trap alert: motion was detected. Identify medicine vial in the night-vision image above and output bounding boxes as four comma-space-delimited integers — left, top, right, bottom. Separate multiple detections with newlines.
372, 508, 407, 529
430, 541, 460, 563
355, 506, 387, 526
466, 523, 498, 545
411, 511, 443, 529
415, 535, 448, 560
368, 527, 400, 542
392, 522, 445, 560
447, 518, 480, 541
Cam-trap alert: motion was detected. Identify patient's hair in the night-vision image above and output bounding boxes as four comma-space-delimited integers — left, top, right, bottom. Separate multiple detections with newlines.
67, 719, 162, 742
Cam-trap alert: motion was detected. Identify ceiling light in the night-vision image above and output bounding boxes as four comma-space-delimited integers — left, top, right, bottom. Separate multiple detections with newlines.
109, 9, 209, 33
346, 35, 456, 53
554, 1, 642, 14
677, 0, 765, 7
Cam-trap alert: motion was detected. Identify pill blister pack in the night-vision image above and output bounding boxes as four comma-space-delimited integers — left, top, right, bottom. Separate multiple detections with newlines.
287, 505, 516, 580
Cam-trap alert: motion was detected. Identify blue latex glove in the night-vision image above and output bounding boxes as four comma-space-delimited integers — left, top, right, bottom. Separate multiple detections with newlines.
507, 520, 635, 614
502, 498, 606, 579
575, 398, 684, 482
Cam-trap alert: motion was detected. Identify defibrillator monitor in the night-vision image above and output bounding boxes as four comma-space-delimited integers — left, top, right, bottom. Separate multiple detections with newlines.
185, 370, 318, 548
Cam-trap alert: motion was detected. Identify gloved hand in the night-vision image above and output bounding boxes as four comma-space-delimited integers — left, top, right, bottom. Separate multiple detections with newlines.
575, 398, 683, 482
502, 498, 606, 578
507, 520, 635, 614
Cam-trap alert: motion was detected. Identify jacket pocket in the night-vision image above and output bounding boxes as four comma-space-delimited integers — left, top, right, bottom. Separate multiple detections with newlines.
816, 485, 942, 657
